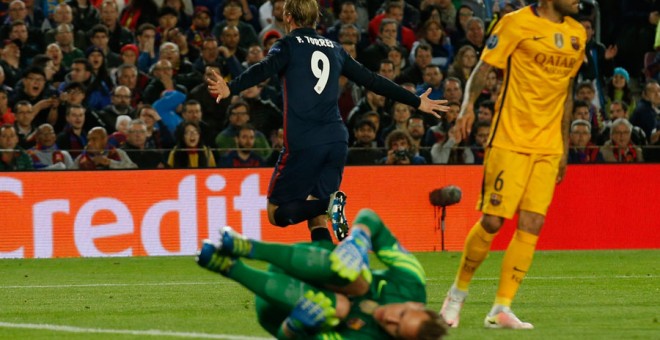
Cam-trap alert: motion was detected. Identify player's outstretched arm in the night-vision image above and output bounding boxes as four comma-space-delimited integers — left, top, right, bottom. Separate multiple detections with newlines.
207, 69, 231, 103
330, 227, 373, 285
418, 88, 450, 119
557, 79, 575, 184
457, 60, 493, 140
342, 56, 428, 110
350, 209, 426, 284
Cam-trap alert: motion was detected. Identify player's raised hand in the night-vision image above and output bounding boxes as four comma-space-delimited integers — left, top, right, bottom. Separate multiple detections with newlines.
418, 88, 449, 118
456, 102, 476, 141
604, 45, 618, 60
330, 228, 372, 284
207, 69, 230, 103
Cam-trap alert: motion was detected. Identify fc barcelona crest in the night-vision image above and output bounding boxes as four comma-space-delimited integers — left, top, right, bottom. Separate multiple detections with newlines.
490, 193, 502, 206
346, 318, 366, 330
554, 33, 564, 48
571, 36, 580, 50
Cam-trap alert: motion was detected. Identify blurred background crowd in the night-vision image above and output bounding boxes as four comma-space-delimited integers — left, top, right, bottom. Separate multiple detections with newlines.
0, 0, 658, 170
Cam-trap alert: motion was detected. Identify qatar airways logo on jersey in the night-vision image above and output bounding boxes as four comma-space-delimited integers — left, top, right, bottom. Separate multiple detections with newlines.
533, 53, 578, 75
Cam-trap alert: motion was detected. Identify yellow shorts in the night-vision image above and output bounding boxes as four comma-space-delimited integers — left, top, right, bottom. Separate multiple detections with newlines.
477, 146, 561, 219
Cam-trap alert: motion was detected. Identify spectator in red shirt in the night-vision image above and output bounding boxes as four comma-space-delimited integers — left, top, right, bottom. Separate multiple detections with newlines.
0, 88, 15, 125
219, 123, 264, 168
368, 1, 415, 51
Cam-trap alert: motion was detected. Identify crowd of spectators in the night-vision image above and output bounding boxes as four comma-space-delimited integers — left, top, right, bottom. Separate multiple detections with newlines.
0, 0, 659, 171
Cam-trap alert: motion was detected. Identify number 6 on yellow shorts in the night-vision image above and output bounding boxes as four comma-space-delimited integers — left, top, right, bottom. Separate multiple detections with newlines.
477, 146, 561, 219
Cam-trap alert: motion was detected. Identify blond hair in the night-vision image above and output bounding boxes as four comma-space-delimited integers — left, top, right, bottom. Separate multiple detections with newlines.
283, 0, 318, 28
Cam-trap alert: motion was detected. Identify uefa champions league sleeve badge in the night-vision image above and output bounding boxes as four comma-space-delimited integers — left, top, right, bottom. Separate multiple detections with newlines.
487, 35, 499, 49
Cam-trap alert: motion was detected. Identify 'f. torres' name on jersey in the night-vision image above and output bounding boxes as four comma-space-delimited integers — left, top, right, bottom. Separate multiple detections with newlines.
295, 36, 335, 48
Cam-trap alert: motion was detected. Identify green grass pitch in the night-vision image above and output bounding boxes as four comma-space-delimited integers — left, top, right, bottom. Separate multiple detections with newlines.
0, 250, 658, 339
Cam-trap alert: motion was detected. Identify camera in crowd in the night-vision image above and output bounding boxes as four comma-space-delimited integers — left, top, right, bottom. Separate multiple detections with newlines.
394, 149, 411, 161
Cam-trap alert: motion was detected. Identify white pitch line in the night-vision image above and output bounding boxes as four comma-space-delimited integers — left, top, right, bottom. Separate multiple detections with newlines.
426, 274, 657, 282
0, 281, 229, 289
0, 275, 655, 290
0, 322, 272, 340
511, 275, 657, 280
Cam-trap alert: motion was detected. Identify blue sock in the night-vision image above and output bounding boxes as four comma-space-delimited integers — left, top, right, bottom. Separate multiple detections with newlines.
273, 199, 330, 227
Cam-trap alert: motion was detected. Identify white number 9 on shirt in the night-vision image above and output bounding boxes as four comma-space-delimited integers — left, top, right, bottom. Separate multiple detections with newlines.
311, 51, 330, 94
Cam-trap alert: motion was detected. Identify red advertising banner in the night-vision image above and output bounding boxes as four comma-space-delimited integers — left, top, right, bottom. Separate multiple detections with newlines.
0, 164, 658, 258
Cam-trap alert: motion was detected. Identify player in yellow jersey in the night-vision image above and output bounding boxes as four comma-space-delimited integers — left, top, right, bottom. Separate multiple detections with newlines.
440, 0, 586, 330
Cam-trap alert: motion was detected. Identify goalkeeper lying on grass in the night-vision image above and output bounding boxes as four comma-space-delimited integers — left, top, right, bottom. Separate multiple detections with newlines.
196, 208, 448, 339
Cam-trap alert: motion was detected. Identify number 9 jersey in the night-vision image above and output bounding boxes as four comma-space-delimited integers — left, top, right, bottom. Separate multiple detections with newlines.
228, 27, 422, 152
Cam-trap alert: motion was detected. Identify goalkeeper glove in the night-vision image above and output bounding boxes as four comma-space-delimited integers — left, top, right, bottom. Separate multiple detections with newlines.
330, 228, 372, 283
284, 291, 339, 337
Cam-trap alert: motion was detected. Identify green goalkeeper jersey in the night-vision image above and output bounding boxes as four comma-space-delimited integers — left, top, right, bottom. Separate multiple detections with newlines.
254, 209, 428, 339
317, 236, 427, 339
